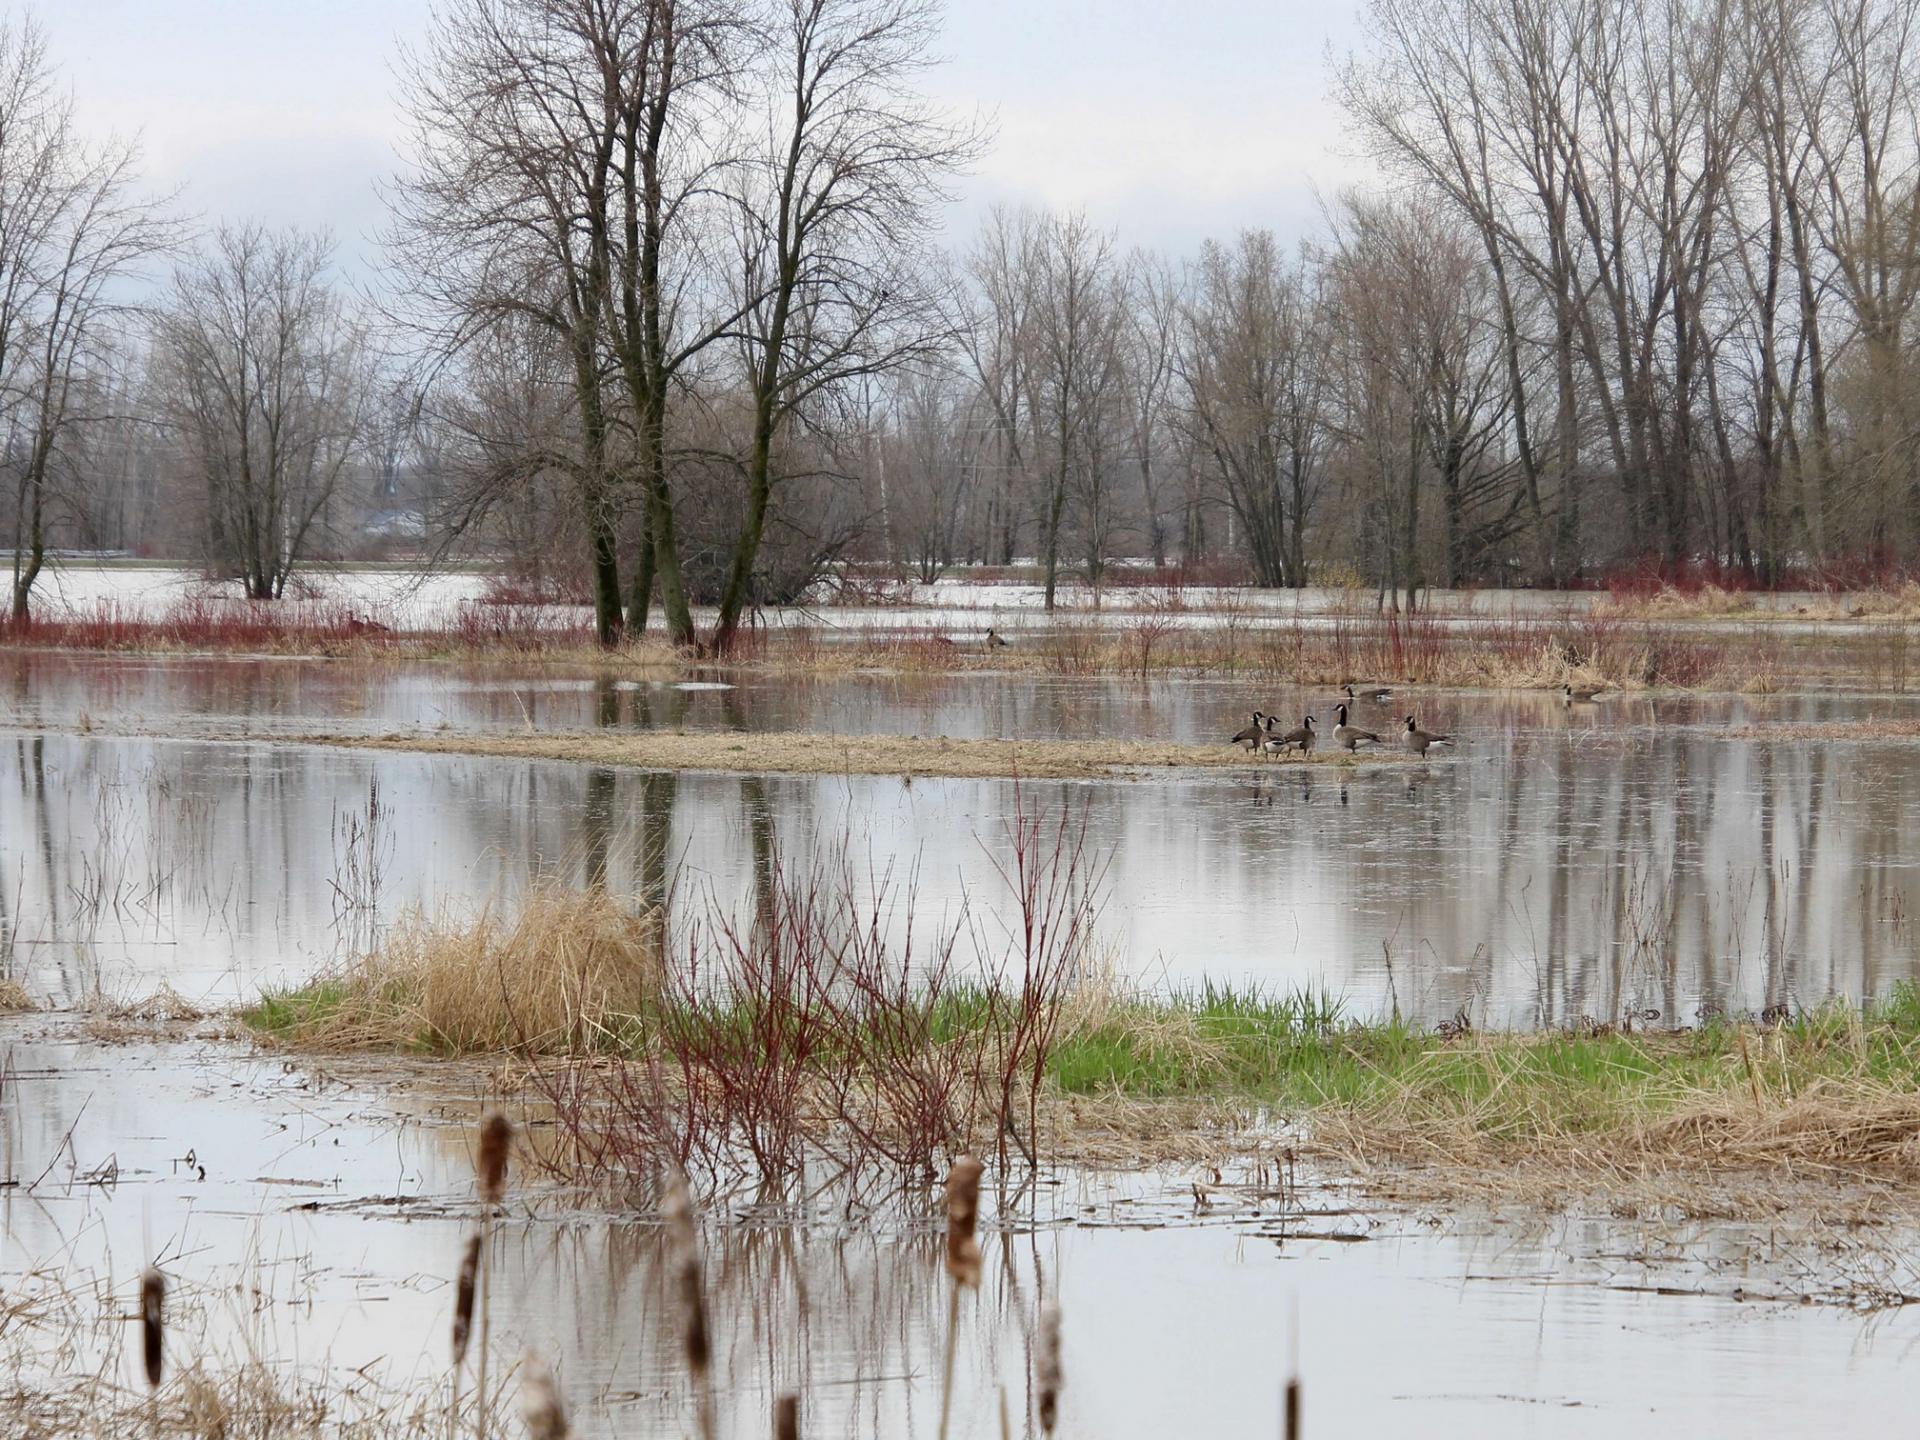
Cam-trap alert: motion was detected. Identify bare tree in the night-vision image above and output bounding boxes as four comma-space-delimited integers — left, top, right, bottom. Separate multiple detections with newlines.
1324, 194, 1525, 601
1, 19, 173, 622
707, 0, 979, 651
1121, 250, 1182, 567
155, 225, 371, 600
390, 0, 657, 644
1027, 210, 1124, 608
958, 206, 1039, 566
1178, 231, 1331, 588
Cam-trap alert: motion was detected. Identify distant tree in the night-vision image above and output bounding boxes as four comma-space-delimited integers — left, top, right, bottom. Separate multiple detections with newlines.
1026, 211, 1125, 608
155, 225, 371, 600
958, 207, 1041, 566
1178, 231, 1331, 588
2, 18, 174, 623
1120, 250, 1183, 568
706, 0, 978, 651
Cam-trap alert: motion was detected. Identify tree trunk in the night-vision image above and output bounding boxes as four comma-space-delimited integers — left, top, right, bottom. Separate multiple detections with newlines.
1042, 445, 1069, 611
713, 421, 775, 653
642, 395, 695, 647
625, 495, 655, 634
586, 487, 624, 648
9, 470, 43, 624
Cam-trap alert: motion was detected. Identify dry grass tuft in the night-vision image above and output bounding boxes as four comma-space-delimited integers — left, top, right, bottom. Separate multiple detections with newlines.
0, 978, 34, 1013
250, 885, 661, 1054
1306, 1041, 1920, 1219
1723, 718, 1920, 742
1604, 579, 1920, 622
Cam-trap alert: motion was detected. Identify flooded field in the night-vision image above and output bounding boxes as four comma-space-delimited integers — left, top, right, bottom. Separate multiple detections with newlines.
3, 1015, 1916, 1437
7, 647, 1920, 1433
4, 652, 1919, 1025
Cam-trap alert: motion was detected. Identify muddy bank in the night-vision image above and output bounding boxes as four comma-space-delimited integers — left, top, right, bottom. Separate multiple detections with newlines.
284, 725, 1418, 779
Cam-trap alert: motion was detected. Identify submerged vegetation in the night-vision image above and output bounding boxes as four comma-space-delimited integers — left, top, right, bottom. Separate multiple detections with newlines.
244, 850, 1920, 1217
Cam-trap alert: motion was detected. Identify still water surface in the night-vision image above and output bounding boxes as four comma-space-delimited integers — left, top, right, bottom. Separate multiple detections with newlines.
4, 653, 1919, 1026
0, 1022, 1912, 1438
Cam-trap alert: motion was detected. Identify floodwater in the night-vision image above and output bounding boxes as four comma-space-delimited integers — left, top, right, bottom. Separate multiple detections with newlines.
7, 644, 1920, 1431
10, 558, 1885, 642
4, 652, 1920, 1025
2, 1017, 1916, 1437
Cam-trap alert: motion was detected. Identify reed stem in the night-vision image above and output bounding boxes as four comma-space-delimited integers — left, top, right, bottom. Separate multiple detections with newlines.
937, 1283, 962, 1440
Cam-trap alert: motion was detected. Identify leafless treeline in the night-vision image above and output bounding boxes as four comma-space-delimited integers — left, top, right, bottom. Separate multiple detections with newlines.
0, 14, 402, 623
387, 0, 978, 648
886, 0, 1920, 604
15, 0, 1920, 628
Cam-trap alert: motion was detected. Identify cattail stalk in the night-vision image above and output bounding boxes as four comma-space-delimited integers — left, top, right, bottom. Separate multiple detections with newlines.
937, 1155, 983, 1440
1035, 1302, 1062, 1434
139, 1267, 165, 1390
473, 1110, 514, 1440
664, 1171, 714, 1440
520, 1351, 570, 1440
1284, 1291, 1301, 1440
449, 1229, 481, 1440
140, 1265, 164, 1439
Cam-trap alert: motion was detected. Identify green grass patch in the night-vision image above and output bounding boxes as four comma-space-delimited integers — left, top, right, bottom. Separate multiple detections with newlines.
245, 959, 1920, 1163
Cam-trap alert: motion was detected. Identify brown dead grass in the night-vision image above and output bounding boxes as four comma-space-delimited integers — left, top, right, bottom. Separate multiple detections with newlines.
1307, 1072, 1920, 1223
1604, 580, 1920, 622
1721, 719, 1920, 742
287, 726, 1415, 780
254, 885, 661, 1054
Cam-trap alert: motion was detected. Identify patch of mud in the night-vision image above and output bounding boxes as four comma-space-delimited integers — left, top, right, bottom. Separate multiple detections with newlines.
284, 726, 1418, 780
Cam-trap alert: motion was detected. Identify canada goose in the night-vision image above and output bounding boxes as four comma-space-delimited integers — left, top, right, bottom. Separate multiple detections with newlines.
1342, 683, 1393, 704
1264, 714, 1315, 756
1563, 682, 1609, 703
1331, 703, 1380, 752
1229, 711, 1267, 750
1403, 714, 1454, 759
985, 628, 1009, 649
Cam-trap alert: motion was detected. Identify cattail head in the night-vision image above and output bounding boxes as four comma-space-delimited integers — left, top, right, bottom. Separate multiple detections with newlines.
663, 1170, 710, 1380
139, 1267, 165, 1390
1035, 1301, 1063, 1433
451, 1229, 482, 1366
943, 1155, 984, 1288
774, 1393, 799, 1440
520, 1351, 570, 1440
476, 1110, 514, 1204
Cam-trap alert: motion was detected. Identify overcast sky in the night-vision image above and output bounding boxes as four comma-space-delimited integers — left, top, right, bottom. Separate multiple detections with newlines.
39, 0, 1369, 275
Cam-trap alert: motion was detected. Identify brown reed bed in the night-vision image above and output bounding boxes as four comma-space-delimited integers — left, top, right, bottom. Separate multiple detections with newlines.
7, 584, 1911, 692
1601, 579, 1920, 622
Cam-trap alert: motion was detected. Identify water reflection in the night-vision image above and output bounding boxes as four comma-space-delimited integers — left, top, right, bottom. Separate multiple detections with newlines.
3, 659, 1920, 1023
3, 1026, 1918, 1438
